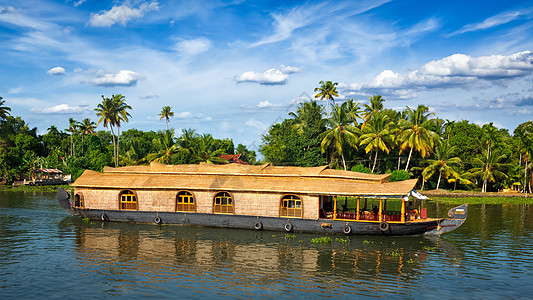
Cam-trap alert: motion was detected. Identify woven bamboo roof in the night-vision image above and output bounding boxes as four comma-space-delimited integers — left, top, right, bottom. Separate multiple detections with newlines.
74, 163, 416, 197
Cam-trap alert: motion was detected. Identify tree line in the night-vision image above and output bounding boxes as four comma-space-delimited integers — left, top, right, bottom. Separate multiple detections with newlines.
1, 84, 533, 193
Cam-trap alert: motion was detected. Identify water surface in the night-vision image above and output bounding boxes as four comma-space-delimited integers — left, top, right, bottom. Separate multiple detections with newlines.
1, 191, 532, 299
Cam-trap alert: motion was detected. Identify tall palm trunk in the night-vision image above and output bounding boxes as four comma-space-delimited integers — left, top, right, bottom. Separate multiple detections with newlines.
341, 152, 346, 170
404, 147, 414, 171
483, 143, 490, 193
116, 126, 121, 167
371, 150, 378, 173
110, 126, 116, 167
436, 169, 442, 190
525, 156, 529, 194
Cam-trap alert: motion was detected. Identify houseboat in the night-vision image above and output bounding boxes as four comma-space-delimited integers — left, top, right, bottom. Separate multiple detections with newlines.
57, 162, 467, 235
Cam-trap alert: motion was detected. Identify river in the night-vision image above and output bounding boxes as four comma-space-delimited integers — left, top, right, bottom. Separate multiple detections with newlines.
1, 191, 532, 299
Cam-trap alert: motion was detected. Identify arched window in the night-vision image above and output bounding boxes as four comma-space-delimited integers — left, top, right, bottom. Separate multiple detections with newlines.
119, 190, 137, 210
280, 194, 302, 218
176, 191, 195, 212
213, 191, 233, 214
74, 193, 84, 208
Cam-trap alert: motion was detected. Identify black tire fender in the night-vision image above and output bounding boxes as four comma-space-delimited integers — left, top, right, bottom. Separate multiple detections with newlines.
101, 213, 107, 221
343, 225, 352, 235
254, 221, 263, 230
154, 216, 162, 224
379, 221, 389, 232
284, 222, 293, 232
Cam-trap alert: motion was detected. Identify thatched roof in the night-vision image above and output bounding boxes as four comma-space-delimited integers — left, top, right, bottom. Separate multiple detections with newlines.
73, 162, 417, 197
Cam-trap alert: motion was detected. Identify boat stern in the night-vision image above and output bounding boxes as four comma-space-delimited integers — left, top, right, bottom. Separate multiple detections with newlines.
57, 187, 72, 211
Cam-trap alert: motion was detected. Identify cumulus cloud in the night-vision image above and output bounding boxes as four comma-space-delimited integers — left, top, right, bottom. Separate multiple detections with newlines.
89, 1, 159, 27
174, 111, 211, 120
175, 38, 211, 57
88, 70, 142, 86
257, 100, 283, 108
47, 66, 65, 75
236, 65, 303, 85
31, 104, 90, 114
346, 51, 533, 97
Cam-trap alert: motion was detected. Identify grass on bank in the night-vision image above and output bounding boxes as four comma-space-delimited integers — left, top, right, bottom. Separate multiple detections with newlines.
430, 196, 533, 205
0, 184, 74, 193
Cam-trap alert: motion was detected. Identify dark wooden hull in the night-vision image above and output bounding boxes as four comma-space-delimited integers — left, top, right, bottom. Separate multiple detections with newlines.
57, 188, 466, 236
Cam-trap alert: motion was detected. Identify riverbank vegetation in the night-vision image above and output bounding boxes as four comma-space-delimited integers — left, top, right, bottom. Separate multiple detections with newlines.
1, 83, 532, 199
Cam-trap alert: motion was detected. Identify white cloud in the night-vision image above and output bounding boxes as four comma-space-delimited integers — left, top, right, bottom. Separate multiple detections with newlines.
88, 70, 142, 86
73, 0, 86, 7
448, 8, 533, 36
139, 93, 158, 99
236, 65, 302, 85
31, 104, 90, 114
174, 111, 211, 120
175, 38, 211, 57
7, 87, 22, 94
257, 101, 283, 108
245, 118, 268, 131
47, 66, 65, 75
346, 51, 533, 96
89, 1, 159, 27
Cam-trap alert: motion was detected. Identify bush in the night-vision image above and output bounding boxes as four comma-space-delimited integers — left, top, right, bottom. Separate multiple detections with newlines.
389, 170, 411, 182
351, 164, 371, 173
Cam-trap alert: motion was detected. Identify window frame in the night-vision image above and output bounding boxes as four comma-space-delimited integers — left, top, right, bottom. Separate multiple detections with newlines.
176, 190, 196, 212
119, 189, 138, 211
280, 194, 303, 218
74, 193, 84, 208
213, 191, 234, 214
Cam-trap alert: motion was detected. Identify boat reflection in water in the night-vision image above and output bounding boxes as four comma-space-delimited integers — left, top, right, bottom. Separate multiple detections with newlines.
65, 218, 465, 297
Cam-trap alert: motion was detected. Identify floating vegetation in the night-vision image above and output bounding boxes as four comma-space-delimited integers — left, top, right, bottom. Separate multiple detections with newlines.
387, 249, 400, 257
335, 238, 348, 243
271, 235, 278, 237
407, 258, 415, 264
363, 240, 373, 244
285, 234, 296, 239
423, 246, 437, 252
82, 218, 90, 222
311, 237, 332, 244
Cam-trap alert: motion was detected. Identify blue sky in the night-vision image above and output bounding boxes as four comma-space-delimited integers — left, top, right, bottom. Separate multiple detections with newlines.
1, 0, 532, 153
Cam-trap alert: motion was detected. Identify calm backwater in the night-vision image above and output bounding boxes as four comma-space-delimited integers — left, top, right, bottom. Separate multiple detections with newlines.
1, 191, 532, 299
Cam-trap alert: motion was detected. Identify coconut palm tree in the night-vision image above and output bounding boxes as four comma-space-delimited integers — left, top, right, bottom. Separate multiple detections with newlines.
190, 134, 228, 164
470, 149, 508, 192
481, 123, 501, 192
289, 100, 324, 135
0, 97, 11, 121
66, 118, 78, 157
112, 94, 132, 167
78, 118, 97, 155
398, 105, 439, 171
344, 98, 363, 126
144, 129, 179, 164
421, 140, 462, 190
361, 95, 385, 130
314, 80, 338, 124
319, 102, 361, 170
158, 106, 174, 130
95, 96, 118, 167
513, 121, 533, 192
359, 111, 396, 173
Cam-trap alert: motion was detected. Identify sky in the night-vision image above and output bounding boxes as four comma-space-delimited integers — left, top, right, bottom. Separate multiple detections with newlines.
1, 0, 533, 153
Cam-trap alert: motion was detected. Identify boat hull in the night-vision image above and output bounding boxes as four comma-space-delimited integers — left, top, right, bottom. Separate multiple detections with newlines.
57, 188, 464, 236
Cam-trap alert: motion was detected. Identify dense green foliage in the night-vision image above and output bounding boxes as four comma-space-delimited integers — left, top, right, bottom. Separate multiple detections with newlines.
2, 85, 533, 195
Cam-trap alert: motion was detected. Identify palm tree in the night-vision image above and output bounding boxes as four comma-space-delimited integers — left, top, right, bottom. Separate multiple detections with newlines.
95, 96, 118, 167
78, 118, 97, 155
66, 118, 78, 157
158, 106, 174, 130
314, 80, 338, 124
482, 123, 500, 188
470, 149, 508, 192
289, 100, 324, 135
361, 95, 385, 130
514, 121, 533, 192
398, 105, 438, 171
144, 129, 179, 164
359, 112, 396, 173
318, 102, 361, 170
190, 134, 228, 164
421, 140, 462, 190
0, 97, 11, 121
344, 98, 363, 126
113, 94, 132, 167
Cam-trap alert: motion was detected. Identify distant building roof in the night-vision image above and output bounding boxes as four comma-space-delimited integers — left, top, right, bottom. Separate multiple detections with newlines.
218, 154, 249, 165
34, 168, 63, 174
